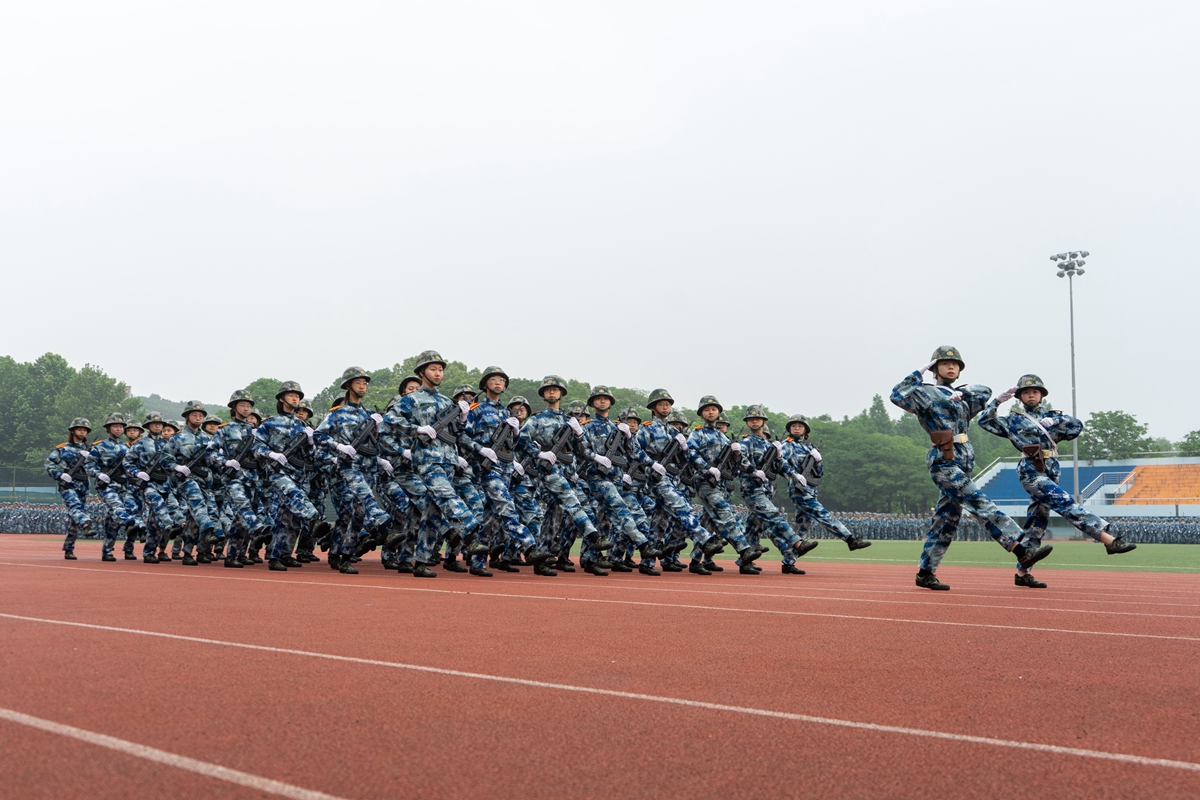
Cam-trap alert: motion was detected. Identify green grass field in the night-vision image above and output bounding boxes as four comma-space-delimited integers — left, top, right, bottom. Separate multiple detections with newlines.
786, 539, 1200, 573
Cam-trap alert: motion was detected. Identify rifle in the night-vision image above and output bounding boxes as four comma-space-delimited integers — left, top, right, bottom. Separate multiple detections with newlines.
100, 453, 127, 485
177, 436, 213, 480
144, 445, 171, 483
418, 402, 460, 447
600, 427, 629, 469
797, 438, 822, 486
755, 441, 781, 482
275, 429, 313, 471
340, 409, 380, 460
537, 423, 577, 472
650, 428, 684, 478
488, 417, 517, 463
228, 431, 261, 474
62, 447, 90, 484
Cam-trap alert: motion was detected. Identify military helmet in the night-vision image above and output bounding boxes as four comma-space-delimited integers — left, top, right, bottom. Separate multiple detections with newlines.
296, 400, 313, 414
507, 395, 532, 415
587, 385, 616, 407
68, 417, 92, 433
538, 375, 568, 398
565, 400, 587, 417
102, 412, 126, 428
202, 414, 223, 427
385, 393, 404, 413
716, 411, 731, 425
248, 407, 264, 421
180, 400, 206, 416
1016, 374, 1048, 398
452, 384, 476, 401
645, 388, 674, 410
618, 406, 642, 422
275, 381, 304, 401
786, 413, 811, 436
339, 367, 372, 390
164, 419, 183, 432
666, 410, 689, 426
227, 389, 254, 409
697, 395, 723, 413
413, 350, 446, 376
397, 375, 422, 394
743, 404, 769, 421
930, 345, 965, 370
144, 412, 165, 425
478, 365, 509, 391
125, 419, 144, 432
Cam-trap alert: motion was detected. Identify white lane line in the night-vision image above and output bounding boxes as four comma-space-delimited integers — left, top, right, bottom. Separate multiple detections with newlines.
0, 707, 346, 800
2, 614, 1198, 775
2, 561, 1199, 643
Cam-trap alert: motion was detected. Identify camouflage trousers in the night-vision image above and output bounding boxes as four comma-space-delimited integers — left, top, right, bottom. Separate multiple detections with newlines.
382, 470, 447, 565
97, 485, 139, 556
1019, 466, 1108, 565
412, 464, 477, 564
537, 468, 597, 551
471, 468, 536, 568
695, 482, 752, 553
609, 486, 651, 563
334, 467, 389, 529
510, 480, 544, 555
789, 488, 853, 541
220, 477, 262, 556
580, 478, 646, 563
177, 486, 221, 556
139, 481, 180, 556
59, 487, 91, 552
175, 478, 217, 535
641, 478, 712, 566
922, 463, 1024, 572
741, 486, 797, 561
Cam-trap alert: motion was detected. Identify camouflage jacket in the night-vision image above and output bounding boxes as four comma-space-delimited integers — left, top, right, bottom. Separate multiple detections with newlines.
978, 402, 1082, 458
890, 370, 990, 471
44, 441, 91, 492
253, 412, 312, 478
636, 417, 708, 474
168, 426, 213, 481
316, 400, 380, 473
123, 433, 178, 483
782, 437, 822, 493
738, 431, 796, 489
383, 387, 458, 470
206, 420, 261, 477
580, 413, 651, 480
87, 435, 129, 485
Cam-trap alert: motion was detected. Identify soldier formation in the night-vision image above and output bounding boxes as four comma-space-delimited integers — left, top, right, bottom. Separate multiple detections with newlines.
31, 346, 1186, 587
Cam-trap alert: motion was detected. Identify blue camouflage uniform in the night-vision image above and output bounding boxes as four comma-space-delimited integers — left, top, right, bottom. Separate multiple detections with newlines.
254, 412, 321, 560
44, 441, 92, 553
979, 400, 1109, 561
781, 437, 856, 544
123, 432, 182, 558
87, 434, 143, 557
205, 420, 266, 558
515, 407, 600, 552
634, 418, 716, 564
316, 400, 392, 558
577, 413, 654, 564
687, 422, 755, 556
890, 370, 1028, 572
737, 433, 804, 562
166, 424, 218, 555
462, 397, 539, 564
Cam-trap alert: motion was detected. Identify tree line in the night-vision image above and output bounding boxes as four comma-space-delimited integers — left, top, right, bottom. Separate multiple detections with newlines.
3, 352, 1197, 511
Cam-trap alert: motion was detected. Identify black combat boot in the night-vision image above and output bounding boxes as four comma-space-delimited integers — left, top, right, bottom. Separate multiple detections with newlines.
688, 560, 712, 575
915, 569, 949, 590
846, 535, 872, 551
1106, 537, 1136, 555
1013, 542, 1052, 570
782, 563, 806, 575
413, 562, 437, 578
1015, 573, 1046, 588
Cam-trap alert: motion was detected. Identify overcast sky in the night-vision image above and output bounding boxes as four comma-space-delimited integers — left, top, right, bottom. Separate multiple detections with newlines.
2, 1, 1196, 437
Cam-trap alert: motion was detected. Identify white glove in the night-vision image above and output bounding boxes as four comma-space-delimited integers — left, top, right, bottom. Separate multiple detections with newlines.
1040, 417, 1056, 428
708, 467, 722, 481
303, 427, 314, 441
479, 447, 499, 464
996, 387, 1018, 404
97, 472, 111, 484
336, 443, 357, 458
401, 449, 412, 461
136, 471, 150, 482
567, 417, 583, 436
730, 441, 741, 453
505, 417, 520, 432
58, 473, 74, 484
173, 464, 191, 477
593, 454, 612, 470
370, 412, 383, 425
224, 459, 241, 471
417, 425, 437, 440
617, 422, 631, 438
622, 473, 633, 486
810, 448, 822, 462
458, 400, 470, 422
379, 459, 395, 476
651, 462, 667, 476
674, 433, 688, 448
792, 473, 808, 487
457, 456, 469, 470
921, 360, 938, 374
268, 451, 288, 466
947, 391, 963, 402
538, 451, 557, 465
754, 470, 767, 481
513, 461, 525, 476
773, 440, 783, 453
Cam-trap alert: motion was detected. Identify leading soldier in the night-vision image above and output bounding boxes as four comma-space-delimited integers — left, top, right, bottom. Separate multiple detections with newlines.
44, 417, 94, 559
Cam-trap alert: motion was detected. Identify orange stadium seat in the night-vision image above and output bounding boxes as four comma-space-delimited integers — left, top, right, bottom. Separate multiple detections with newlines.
1114, 464, 1200, 505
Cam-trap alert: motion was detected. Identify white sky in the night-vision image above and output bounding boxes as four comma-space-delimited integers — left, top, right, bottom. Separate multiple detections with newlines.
3, 1, 1197, 437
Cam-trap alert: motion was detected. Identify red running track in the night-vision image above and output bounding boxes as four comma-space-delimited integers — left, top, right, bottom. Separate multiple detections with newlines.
2, 534, 1199, 799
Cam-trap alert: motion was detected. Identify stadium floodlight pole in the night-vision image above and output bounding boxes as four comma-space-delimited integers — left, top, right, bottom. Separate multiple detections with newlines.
1051, 250, 1089, 502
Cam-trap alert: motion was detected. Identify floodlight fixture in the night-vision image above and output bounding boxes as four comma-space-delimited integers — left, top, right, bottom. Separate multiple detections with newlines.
1057, 270, 1066, 277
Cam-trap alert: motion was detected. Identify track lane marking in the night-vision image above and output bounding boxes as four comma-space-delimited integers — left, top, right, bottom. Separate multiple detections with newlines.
2, 613, 1198, 775
0, 707, 346, 800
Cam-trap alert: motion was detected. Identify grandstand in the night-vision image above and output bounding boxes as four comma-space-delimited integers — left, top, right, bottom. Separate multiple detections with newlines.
1115, 464, 1200, 506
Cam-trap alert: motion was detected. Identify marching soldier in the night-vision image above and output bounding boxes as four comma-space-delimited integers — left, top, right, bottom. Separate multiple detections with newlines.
781, 414, 872, 553
44, 418, 94, 559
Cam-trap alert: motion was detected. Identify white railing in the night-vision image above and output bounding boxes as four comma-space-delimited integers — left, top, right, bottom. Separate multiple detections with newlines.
1079, 471, 1136, 502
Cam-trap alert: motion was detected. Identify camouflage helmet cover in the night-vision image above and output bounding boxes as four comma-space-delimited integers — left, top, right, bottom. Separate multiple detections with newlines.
339, 367, 372, 390
716, 411, 731, 425
1016, 374, 1048, 398
69, 417, 92, 432
385, 393, 404, 412
451, 384, 476, 400
296, 400, 313, 413
413, 350, 446, 376
478, 365, 509, 391
144, 412, 165, 425
565, 400, 587, 417
930, 345, 965, 370
645, 388, 674, 410
743, 404, 769, 421
397, 374, 422, 393
202, 414, 223, 427
164, 419, 183, 431
275, 381, 304, 400
617, 406, 642, 422
786, 414, 811, 436
506, 395, 533, 414
538, 374, 568, 398
227, 389, 254, 409
102, 412, 126, 428
666, 410, 689, 426
181, 400, 207, 416
124, 418, 144, 432
248, 407, 264, 421
587, 384, 616, 406
697, 395, 722, 413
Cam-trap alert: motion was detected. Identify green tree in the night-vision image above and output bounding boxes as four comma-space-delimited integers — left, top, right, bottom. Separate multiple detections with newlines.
51, 365, 142, 448
1078, 410, 1152, 460
1177, 430, 1200, 457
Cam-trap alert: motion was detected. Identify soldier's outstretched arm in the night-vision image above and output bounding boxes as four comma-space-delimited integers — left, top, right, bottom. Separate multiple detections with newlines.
890, 370, 930, 413
1041, 410, 1084, 442
977, 397, 1010, 438
960, 384, 994, 418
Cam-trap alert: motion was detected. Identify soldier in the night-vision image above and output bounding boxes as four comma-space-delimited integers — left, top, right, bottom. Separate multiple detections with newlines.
781, 414, 872, 553
460, 366, 553, 576
378, 375, 432, 572
979, 374, 1136, 588
316, 367, 392, 574
451, 384, 477, 405
634, 389, 725, 576
125, 419, 143, 447
507, 396, 532, 424
685, 396, 761, 574
87, 413, 144, 561
292, 400, 325, 563
738, 405, 817, 575
124, 412, 183, 563
207, 390, 269, 568
714, 411, 731, 436
384, 351, 488, 578
165, 401, 220, 565
891, 347, 1053, 590
44, 418, 94, 559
